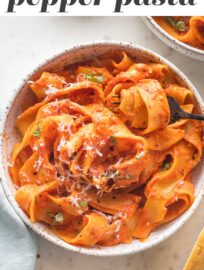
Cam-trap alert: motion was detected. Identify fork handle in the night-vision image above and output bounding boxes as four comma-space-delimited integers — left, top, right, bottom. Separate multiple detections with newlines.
179, 111, 204, 121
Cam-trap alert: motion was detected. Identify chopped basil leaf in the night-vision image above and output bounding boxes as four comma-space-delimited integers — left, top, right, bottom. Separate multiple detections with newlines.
102, 170, 119, 179
85, 74, 104, 84
32, 123, 41, 137
49, 212, 64, 226
176, 21, 186, 32
80, 200, 88, 207
101, 170, 133, 180
54, 212, 64, 224
166, 16, 177, 27
109, 136, 118, 145
166, 17, 186, 32
107, 170, 119, 179
32, 130, 40, 137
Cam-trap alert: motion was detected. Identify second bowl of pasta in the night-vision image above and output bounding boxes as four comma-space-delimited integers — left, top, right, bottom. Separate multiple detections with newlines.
1, 41, 204, 256
143, 17, 204, 61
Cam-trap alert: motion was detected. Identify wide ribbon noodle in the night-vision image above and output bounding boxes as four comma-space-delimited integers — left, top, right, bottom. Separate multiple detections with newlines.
153, 16, 204, 51
10, 50, 203, 247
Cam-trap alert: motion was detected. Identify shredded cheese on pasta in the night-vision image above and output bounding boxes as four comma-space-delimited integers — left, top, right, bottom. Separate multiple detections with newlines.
10, 50, 203, 247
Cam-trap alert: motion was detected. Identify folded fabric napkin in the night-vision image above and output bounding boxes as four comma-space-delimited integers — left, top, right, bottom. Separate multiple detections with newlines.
0, 183, 37, 270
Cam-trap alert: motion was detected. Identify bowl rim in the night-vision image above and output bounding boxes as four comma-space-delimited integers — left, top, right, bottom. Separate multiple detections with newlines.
1, 40, 204, 257
142, 16, 204, 61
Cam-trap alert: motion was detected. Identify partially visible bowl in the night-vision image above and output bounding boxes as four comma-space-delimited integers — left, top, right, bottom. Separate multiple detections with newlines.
1, 41, 204, 256
142, 17, 204, 61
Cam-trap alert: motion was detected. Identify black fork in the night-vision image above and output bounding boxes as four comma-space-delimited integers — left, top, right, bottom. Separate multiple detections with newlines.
167, 96, 204, 124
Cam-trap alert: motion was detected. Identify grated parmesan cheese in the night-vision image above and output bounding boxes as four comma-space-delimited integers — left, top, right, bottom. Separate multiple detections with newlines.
45, 84, 58, 95
69, 195, 80, 208
33, 157, 43, 172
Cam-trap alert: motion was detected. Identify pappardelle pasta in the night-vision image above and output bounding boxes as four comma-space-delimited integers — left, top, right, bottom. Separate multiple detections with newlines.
153, 17, 204, 51
10, 50, 203, 247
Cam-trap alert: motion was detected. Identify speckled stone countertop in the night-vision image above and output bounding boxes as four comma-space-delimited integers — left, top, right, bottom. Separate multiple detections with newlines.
0, 16, 204, 270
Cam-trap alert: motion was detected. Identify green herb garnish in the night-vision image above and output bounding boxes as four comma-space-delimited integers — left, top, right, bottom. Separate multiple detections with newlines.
166, 17, 186, 32
101, 170, 133, 180
166, 16, 177, 27
102, 170, 119, 179
47, 212, 64, 226
176, 21, 186, 32
110, 136, 118, 145
85, 74, 104, 84
80, 200, 88, 207
54, 213, 64, 224
32, 123, 41, 138
111, 170, 119, 178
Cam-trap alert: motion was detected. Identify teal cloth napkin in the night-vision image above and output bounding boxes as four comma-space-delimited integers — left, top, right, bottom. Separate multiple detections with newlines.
0, 183, 37, 270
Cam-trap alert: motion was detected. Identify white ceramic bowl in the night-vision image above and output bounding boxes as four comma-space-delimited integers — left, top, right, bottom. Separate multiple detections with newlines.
142, 17, 204, 62
1, 41, 204, 256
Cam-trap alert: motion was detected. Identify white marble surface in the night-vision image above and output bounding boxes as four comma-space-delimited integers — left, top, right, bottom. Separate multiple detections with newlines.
0, 17, 204, 270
